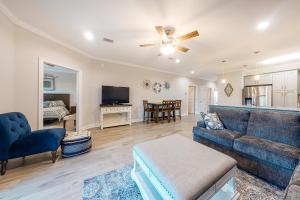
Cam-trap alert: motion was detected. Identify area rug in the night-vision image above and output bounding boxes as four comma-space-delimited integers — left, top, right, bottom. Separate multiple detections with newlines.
83, 165, 284, 200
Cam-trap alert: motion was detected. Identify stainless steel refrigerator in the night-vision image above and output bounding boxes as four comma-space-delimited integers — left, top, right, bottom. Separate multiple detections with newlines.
242, 85, 272, 107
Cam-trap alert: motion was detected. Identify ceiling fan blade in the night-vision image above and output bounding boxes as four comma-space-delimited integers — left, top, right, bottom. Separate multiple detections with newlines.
155, 26, 165, 36
176, 30, 199, 42
139, 43, 158, 47
176, 46, 190, 53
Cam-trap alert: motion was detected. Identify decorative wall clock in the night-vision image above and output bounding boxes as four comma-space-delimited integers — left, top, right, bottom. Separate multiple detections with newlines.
153, 82, 162, 93
224, 83, 233, 97
163, 81, 170, 90
143, 80, 151, 89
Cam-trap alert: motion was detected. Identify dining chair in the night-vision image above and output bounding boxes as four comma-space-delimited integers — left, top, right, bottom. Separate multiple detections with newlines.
162, 100, 176, 123
143, 100, 154, 122
175, 100, 182, 120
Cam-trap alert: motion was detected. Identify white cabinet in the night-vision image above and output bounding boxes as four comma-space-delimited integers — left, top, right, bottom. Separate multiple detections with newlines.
273, 91, 285, 107
285, 90, 298, 108
272, 70, 298, 107
100, 105, 132, 129
244, 74, 272, 86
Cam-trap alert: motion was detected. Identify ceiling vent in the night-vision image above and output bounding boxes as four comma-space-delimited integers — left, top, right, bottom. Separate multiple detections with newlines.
103, 38, 114, 43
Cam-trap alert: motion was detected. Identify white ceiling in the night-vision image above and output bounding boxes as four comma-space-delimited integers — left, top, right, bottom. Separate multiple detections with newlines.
2, 0, 300, 80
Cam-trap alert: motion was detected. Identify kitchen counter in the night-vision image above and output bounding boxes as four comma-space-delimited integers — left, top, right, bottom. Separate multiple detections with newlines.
209, 104, 300, 115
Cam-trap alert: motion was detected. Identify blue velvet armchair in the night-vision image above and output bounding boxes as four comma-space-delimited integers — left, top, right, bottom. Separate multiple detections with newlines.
0, 112, 65, 175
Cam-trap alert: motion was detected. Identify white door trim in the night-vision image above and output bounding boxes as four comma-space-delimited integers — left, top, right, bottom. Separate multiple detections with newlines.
38, 57, 82, 130
188, 85, 197, 114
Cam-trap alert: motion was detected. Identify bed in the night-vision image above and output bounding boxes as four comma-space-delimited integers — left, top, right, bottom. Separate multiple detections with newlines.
43, 94, 70, 121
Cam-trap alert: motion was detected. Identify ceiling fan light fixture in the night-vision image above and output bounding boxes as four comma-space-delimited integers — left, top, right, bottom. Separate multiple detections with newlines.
160, 44, 175, 55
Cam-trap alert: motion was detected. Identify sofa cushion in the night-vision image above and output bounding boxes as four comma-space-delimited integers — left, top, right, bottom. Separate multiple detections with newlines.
233, 136, 300, 170
193, 127, 243, 149
246, 111, 300, 148
8, 128, 65, 159
209, 107, 250, 134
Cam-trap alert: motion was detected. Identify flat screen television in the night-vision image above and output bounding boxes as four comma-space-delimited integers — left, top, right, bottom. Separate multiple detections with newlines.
102, 86, 129, 105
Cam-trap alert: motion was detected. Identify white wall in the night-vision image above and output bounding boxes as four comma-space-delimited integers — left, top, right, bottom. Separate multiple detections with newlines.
0, 11, 15, 113
0, 10, 215, 129
44, 69, 77, 106
216, 71, 243, 106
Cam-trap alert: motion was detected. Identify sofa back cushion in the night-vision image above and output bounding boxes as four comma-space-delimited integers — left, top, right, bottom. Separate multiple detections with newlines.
0, 112, 31, 151
246, 111, 300, 147
209, 107, 250, 134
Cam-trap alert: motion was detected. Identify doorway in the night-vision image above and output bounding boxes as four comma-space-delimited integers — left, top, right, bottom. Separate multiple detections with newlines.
38, 58, 81, 131
199, 87, 212, 113
188, 86, 196, 114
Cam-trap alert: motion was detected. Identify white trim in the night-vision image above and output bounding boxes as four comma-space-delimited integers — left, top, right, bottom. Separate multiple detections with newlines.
38, 57, 82, 131
0, 2, 215, 81
188, 84, 198, 114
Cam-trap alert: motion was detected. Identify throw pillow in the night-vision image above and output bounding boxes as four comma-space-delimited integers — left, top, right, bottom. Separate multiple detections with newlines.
201, 112, 224, 130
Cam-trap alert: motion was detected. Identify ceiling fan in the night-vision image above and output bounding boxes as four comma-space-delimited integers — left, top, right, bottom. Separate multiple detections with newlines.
139, 26, 199, 55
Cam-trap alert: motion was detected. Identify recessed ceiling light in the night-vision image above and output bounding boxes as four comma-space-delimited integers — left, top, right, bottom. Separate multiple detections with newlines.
260, 52, 300, 65
84, 31, 94, 41
190, 70, 195, 74
254, 51, 261, 54
175, 59, 180, 63
221, 60, 227, 63
256, 20, 270, 31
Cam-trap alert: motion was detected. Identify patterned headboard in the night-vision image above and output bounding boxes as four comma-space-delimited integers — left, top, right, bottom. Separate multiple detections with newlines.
44, 93, 70, 110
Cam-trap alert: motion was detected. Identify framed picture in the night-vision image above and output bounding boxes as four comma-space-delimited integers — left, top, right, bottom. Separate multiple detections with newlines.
44, 77, 55, 91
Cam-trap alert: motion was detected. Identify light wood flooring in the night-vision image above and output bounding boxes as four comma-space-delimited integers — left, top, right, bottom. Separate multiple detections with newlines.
0, 115, 200, 200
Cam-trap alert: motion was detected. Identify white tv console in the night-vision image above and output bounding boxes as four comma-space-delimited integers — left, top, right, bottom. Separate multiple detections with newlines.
99, 104, 132, 129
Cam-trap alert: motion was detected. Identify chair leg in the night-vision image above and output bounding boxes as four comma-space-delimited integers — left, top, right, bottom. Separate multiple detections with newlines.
179, 110, 181, 120
51, 151, 58, 163
1, 160, 8, 176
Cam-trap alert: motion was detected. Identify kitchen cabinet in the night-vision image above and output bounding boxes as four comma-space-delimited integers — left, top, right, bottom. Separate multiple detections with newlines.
244, 74, 272, 86
272, 70, 298, 107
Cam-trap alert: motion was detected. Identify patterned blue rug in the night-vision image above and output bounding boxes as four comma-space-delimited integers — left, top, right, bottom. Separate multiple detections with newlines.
83, 165, 284, 200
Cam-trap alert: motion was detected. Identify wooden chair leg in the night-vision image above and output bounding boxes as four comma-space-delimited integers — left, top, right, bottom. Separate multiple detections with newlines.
179, 110, 181, 120
63, 120, 66, 129
51, 151, 58, 163
1, 160, 8, 176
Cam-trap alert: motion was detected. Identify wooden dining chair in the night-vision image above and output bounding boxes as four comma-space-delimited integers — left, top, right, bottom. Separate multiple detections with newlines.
143, 100, 154, 122
175, 100, 182, 120
162, 100, 176, 123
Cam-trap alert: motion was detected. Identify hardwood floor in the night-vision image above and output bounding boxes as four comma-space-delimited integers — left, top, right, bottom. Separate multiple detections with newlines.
0, 115, 200, 200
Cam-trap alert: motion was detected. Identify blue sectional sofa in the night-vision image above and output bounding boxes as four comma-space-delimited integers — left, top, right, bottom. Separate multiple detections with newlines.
0, 112, 66, 175
193, 106, 300, 188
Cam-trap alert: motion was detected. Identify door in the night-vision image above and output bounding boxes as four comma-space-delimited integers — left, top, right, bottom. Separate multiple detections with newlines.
285, 90, 298, 107
244, 76, 256, 86
272, 72, 285, 91
199, 87, 211, 113
285, 70, 298, 90
188, 86, 196, 114
273, 91, 285, 107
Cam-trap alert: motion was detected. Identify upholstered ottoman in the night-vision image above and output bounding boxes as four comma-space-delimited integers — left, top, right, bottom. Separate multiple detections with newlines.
61, 131, 92, 158
131, 134, 239, 200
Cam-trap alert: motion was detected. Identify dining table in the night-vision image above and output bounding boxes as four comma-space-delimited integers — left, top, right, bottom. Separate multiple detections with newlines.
147, 102, 176, 123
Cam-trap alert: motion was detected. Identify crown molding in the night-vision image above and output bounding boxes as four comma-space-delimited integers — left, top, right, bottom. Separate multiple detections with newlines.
0, 2, 212, 81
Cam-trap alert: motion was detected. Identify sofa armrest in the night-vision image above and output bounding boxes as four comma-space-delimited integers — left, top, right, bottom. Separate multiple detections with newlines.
196, 120, 206, 128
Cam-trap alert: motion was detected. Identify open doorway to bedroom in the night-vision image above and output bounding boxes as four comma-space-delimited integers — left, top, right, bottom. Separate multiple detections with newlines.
39, 60, 81, 131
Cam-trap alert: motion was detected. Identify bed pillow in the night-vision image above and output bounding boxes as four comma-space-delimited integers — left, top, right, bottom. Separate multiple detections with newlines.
55, 100, 65, 107
48, 100, 65, 107
201, 112, 224, 130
